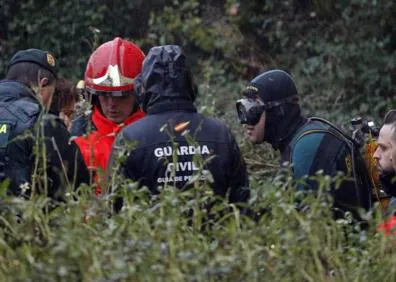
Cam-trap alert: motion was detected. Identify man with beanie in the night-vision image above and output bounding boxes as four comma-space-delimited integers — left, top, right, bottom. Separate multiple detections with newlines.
109, 45, 249, 207
0, 48, 89, 200
236, 69, 372, 218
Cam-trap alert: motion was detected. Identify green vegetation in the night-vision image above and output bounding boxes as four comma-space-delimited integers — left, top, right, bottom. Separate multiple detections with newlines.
0, 175, 396, 281
0, 0, 395, 280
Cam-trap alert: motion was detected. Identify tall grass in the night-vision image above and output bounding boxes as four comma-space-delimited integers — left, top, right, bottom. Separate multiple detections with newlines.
0, 170, 395, 281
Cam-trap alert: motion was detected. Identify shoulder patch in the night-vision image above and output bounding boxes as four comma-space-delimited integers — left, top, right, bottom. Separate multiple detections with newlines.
0, 122, 13, 149
174, 121, 190, 133
345, 154, 353, 176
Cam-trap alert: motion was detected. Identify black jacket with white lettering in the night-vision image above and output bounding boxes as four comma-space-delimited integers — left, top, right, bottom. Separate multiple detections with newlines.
110, 45, 249, 203
0, 80, 90, 200
113, 102, 250, 203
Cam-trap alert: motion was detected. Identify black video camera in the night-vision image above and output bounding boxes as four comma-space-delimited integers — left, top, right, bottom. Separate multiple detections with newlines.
350, 117, 379, 148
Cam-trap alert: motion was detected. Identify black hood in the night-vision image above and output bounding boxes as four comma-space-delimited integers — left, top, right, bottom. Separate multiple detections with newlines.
243, 69, 303, 151
265, 104, 306, 152
138, 45, 197, 114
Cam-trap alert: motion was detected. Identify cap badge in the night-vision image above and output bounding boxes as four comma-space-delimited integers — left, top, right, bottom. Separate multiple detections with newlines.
47, 53, 56, 67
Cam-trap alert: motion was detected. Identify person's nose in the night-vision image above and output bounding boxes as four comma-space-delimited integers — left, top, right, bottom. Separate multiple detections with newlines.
373, 148, 380, 161
107, 96, 117, 107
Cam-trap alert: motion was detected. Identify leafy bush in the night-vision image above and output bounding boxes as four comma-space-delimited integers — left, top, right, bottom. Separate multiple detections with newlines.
234, 0, 396, 121
1, 0, 393, 122
0, 172, 395, 281
1, 0, 396, 280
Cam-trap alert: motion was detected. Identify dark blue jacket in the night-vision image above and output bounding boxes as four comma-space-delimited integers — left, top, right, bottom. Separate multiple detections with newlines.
110, 45, 249, 203
0, 80, 89, 199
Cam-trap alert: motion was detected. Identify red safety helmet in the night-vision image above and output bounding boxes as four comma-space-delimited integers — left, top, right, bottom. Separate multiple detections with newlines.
84, 37, 145, 94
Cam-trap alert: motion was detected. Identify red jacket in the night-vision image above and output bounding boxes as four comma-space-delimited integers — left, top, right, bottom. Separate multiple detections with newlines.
74, 106, 145, 194
378, 215, 396, 236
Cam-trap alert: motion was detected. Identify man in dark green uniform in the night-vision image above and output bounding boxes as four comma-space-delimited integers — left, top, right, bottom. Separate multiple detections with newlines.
236, 69, 371, 216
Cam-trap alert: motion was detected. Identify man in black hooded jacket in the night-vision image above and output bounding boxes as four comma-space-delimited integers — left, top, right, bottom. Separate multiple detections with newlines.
109, 45, 249, 204
0, 49, 89, 200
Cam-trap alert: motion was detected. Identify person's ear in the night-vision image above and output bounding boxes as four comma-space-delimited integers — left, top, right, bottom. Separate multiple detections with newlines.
39, 77, 50, 88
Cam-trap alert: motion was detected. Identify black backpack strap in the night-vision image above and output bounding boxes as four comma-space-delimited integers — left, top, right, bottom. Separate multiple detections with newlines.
292, 117, 372, 210
308, 117, 357, 146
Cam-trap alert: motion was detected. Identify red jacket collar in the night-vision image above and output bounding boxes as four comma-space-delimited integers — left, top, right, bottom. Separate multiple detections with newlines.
92, 106, 145, 135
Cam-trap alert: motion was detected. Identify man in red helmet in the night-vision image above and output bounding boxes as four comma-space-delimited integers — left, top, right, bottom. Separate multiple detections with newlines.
71, 38, 145, 194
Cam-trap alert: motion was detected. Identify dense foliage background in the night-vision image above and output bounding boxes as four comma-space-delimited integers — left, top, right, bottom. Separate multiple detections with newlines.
0, 0, 395, 280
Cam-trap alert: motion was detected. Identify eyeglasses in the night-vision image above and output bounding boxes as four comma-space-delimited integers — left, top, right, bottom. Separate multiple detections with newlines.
236, 96, 299, 125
